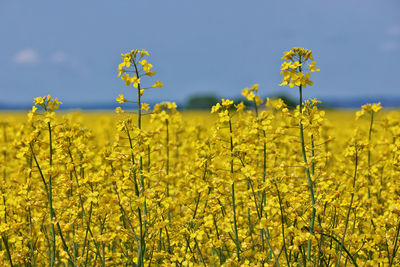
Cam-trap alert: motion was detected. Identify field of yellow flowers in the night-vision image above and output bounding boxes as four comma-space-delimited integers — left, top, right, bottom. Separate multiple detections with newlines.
0, 48, 399, 266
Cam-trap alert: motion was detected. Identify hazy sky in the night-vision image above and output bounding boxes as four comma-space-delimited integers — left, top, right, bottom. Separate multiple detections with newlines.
0, 0, 399, 105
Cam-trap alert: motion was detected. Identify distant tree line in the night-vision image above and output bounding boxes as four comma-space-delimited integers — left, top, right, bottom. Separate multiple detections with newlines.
184, 94, 298, 110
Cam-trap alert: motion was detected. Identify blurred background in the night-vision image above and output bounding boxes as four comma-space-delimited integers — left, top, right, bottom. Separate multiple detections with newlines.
0, 0, 399, 110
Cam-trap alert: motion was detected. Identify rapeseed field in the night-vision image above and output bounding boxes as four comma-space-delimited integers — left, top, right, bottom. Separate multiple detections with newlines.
0, 48, 399, 266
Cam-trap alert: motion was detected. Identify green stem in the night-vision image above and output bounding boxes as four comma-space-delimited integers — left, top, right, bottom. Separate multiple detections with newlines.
274, 184, 290, 267
166, 118, 170, 176
228, 116, 240, 261
367, 111, 374, 198
311, 134, 315, 177
298, 65, 316, 264
47, 122, 56, 267
263, 223, 280, 266
133, 58, 147, 266
319, 232, 358, 267
81, 203, 93, 259
232, 182, 240, 262
28, 207, 37, 266
389, 218, 400, 267
194, 238, 207, 267
67, 146, 85, 215
337, 144, 358, 266
124, 123, 140, 196
88, 225, 105, 267
1, 235, 13, 267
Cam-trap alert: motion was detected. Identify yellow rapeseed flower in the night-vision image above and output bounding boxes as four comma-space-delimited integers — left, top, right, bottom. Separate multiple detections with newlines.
116, 94, 127, 103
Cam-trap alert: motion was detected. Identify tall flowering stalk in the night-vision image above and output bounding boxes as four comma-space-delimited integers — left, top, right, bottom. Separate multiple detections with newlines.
280, 47, 320, 264
116, 49, 163, 266
211, 99, 241, 262
29, 96, 73, 266
151, 101, 179, 254
356, 102, 382, 197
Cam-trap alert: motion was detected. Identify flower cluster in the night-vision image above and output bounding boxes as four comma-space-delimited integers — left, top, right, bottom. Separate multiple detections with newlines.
279, 47, 320, 88
116, 49, 163, 115
356, 102, 382, 119
118, 49, 162, 90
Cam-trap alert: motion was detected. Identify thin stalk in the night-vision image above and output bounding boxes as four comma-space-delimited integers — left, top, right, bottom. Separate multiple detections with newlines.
367, 110, 374, 198
137, 208, 144, 267
389, 218, 400, 267
256, 95, 267, 257
166, 118, 170, 176
87, 226, 105, 267
248, 178, 261, 220
28, 207, 36, 266
298, 60, 317, 264
158, 228, 162, 252
147, 145, 151, 172
319, 232, 358, 267
194, 238, 207, 267
311, 134, 315, 177
47, 121, 56, 267
183, 182, 204, 256
0, 126, 13, 267
274, 184, 290, 267
80, 203, 93, 259
263, 224, 280, 266
113, 184, 140, 242
31, 144, 62, 265
228, 116, 240, 261
1, 235, 13, 267
261, 129, 267, 211
124, 123, 140, 196
98, 216, 107, 265
67, 146, 85, 215
133, 58, 147, 266
366, 110, 375, 262
260, 128, 267, 257
30, 144, 48, 192
249, 177, 267, 262
337, 144, 358, 266
232, 183, 240, 261
165, 118, 172, 240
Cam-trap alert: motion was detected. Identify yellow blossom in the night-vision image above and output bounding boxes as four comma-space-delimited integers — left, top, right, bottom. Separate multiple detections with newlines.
152, 81, 163, 88
116, 94, 127, 103
115, 107, 125, 114
141, 103, 150, 111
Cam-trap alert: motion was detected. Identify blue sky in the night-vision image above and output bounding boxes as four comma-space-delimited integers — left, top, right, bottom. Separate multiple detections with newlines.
0, 0, 399, 106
